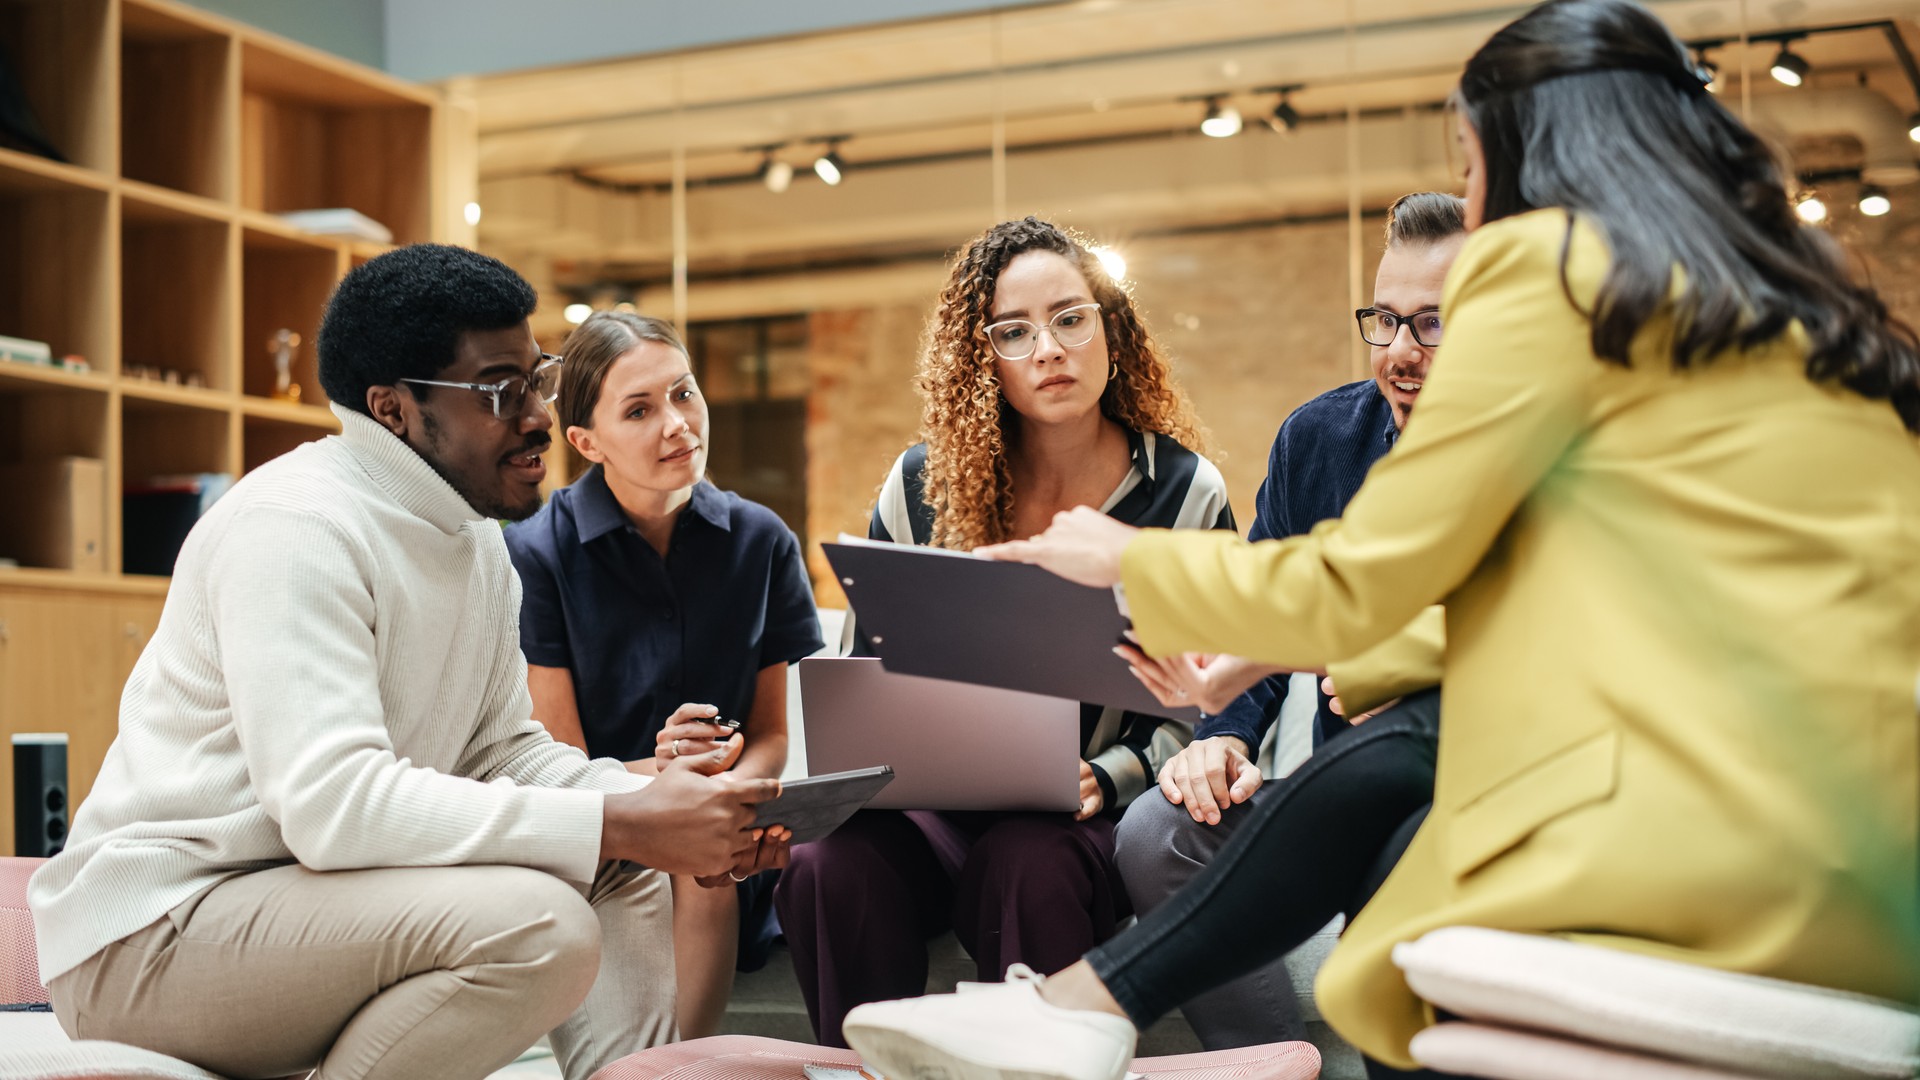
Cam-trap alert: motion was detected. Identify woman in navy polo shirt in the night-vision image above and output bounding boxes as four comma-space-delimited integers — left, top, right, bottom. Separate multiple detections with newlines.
774, 216, 1235, 1047
505, 311, 823, 1039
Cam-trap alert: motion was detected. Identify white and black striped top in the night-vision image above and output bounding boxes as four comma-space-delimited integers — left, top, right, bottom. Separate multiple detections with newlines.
867, 428, 1235, 811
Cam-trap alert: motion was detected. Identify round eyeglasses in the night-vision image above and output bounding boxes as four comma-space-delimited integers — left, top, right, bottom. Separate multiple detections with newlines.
982, 302, 1103, 361
401, 354, 563, 420
1355, 308, 1444, 348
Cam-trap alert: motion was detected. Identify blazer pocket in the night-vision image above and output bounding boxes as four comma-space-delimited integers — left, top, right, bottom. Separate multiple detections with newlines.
1445, 728, 1620, 879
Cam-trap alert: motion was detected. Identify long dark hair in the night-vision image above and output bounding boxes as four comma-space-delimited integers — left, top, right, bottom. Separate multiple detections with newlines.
1458, 0, 1920, 432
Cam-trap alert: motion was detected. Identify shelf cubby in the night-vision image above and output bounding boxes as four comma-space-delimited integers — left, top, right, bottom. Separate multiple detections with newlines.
120, 393, 233, 484
120, 394, 231, 576
0, 377, 109, 571
0, 373, 109, 464
0, 0, 116, 176
242, 410, 335, 473
0, 159, 113, 371
239, 41, 435, 246
121, 191, 234, 391
241, 224, 341, 404
120, 0, 234, 202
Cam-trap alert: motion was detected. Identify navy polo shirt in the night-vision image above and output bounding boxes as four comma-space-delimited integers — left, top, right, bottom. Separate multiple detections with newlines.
1194, 379, 1400, 751
505, 466, 824, 763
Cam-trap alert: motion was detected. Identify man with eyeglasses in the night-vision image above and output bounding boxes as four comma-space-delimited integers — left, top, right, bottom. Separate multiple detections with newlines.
1109, 193, 1467, 1051
28, 245, 784, 1080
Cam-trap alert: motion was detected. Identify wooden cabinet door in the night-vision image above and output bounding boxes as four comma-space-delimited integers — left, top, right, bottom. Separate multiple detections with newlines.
0, 590, 120, 856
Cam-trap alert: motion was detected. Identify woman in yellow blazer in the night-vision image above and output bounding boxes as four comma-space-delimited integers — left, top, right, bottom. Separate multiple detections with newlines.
836, 2, 1920, 1078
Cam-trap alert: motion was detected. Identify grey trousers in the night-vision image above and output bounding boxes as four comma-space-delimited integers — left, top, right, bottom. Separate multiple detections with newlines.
48, 862, 677, 1080
1113, 789, 1307, 1049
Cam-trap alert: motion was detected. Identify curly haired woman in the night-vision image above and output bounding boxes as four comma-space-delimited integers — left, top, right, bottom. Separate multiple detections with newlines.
774, 216, 1236, 1046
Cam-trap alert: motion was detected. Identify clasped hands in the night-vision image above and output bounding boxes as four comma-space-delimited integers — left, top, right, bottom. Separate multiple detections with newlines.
603, 703, 791, 888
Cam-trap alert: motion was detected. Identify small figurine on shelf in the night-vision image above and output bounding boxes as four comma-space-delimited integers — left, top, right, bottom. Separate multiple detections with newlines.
268, 329, 303, 403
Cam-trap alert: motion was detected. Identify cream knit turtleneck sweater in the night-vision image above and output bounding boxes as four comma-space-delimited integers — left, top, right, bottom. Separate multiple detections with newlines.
29, 406, 647, 983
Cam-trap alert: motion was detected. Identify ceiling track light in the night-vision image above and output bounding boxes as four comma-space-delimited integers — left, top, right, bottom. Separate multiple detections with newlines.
1200, 96, 1242, 138
813, 141, 846, 186
1770, 41, 1810, 87
1908, 111, 1920, 144
1266, 85, 1302, 133
1794, 190, 1828, 224
1859, 184, 1892, 217
756, 146, 793, 193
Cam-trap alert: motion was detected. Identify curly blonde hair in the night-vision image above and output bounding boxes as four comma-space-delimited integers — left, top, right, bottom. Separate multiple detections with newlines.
916, 217, 1212, 550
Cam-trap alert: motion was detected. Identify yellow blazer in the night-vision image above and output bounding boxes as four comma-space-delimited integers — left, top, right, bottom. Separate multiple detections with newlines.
1120, 208, 1920, 1068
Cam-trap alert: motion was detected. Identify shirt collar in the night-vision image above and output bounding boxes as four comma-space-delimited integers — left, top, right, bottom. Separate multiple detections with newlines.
333, 404, 487, 533
1366, 383, 1403, 448
1126, 426, 1155, 486
686, 480, 733, 532
573, 464, 732, 543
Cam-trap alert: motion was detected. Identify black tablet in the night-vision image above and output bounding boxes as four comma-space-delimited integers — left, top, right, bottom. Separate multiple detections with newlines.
752, 765, 895, 844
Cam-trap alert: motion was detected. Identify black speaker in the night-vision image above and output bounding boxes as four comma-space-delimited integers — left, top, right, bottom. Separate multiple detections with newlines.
12, 734, 68, 858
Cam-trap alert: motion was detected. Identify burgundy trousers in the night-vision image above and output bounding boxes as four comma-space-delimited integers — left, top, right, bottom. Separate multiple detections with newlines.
772, 808, 1130, 1047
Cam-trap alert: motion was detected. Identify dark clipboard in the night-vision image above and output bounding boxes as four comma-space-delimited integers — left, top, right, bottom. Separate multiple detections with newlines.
822, 539, 1201, 721
752, 765, 895, 844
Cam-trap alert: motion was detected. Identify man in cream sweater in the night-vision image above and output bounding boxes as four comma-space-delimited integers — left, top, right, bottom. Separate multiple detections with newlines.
28, 245, 784, 1080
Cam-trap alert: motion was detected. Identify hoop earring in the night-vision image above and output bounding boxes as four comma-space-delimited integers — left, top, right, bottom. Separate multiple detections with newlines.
1108, 361, 1119, 382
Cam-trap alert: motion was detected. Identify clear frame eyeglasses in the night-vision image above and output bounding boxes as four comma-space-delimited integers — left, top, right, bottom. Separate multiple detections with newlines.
982, 302, 1103, 361
401, 354, 563, 420
1355, 308, 1444, 348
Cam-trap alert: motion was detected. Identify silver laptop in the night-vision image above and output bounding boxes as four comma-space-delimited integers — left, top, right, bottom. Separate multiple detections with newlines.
799, 657, 1082, 812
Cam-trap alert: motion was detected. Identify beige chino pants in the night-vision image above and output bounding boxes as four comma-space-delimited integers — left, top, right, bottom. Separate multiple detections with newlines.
47, 862, 677, 1080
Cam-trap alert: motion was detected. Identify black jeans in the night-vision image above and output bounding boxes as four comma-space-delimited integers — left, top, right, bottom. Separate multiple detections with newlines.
1085, 689, 1444, 1077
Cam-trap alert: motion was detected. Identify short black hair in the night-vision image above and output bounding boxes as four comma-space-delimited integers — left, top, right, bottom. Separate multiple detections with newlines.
1384, 192, 1467, 250
317, 243, 539, 416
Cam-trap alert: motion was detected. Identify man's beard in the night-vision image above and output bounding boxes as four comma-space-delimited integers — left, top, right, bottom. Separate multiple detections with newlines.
418, 409, 544, 522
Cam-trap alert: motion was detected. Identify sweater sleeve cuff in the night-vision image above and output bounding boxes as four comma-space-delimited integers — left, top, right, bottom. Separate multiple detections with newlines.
1088, 744, 1148, 808
522, 786, 613, 884
1193, 712, 1264, 751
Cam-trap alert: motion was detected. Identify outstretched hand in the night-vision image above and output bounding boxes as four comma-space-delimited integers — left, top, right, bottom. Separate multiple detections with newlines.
1117, 644, 1284, 716
975, 506, 1138, 588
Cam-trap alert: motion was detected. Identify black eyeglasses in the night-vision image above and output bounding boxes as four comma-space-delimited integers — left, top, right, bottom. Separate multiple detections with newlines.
1355, 308, 1444, 348
402, 354, 563, 420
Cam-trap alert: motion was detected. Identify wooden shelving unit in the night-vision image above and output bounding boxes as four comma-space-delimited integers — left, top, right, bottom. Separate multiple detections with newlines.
0, 0, 444, 853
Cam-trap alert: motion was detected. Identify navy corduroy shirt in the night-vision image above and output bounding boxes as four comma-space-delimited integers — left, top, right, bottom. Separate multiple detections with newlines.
505, 466, 824, 763
1194, 379, 1400, 751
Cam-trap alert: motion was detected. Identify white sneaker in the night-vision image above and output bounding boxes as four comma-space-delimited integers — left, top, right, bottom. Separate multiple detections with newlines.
843, 964, 1137, 1080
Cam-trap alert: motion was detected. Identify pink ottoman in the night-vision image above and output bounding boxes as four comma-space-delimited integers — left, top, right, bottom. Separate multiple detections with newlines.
591, 1034, 1320, 1080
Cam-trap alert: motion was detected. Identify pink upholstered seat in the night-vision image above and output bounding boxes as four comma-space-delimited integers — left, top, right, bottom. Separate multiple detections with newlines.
1, 855, 50, 1006
590, 1034, 1321, 1080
